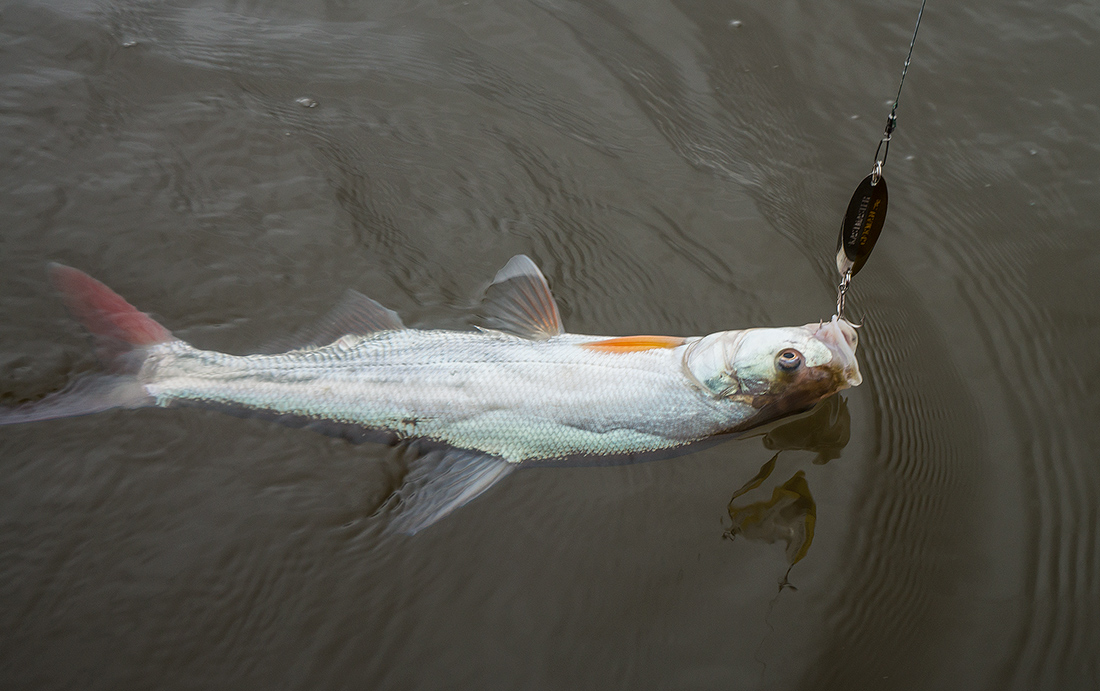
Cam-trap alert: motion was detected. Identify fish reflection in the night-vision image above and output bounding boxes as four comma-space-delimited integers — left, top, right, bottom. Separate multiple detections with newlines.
728, 463, 815, 566
725, 396, 850, 572
761, 391, 850, 464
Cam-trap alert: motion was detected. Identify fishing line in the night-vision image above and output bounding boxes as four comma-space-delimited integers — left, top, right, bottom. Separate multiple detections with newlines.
834, 0, 928, 318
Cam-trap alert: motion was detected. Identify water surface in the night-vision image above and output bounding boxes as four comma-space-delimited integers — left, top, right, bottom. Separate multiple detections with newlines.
2, 0, 1098, 689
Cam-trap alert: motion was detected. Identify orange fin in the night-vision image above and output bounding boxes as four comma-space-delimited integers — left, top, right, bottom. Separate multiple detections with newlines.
580, 335, 686, 352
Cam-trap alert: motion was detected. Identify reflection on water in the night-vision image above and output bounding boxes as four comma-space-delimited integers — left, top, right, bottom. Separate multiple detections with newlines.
729, 467, 815, 567
761, 392, 850, 464
725, 395, 849, 571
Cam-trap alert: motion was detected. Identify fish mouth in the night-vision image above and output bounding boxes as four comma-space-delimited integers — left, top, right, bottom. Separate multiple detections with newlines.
813, 317, 862, 388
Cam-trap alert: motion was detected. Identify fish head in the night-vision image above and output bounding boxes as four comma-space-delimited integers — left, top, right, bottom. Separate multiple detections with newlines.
683, 317, 861, 427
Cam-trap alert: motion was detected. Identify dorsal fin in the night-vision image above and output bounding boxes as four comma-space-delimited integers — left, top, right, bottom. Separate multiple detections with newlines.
478, 255, 563, 340
263, 289, 405, 352
580, 335, 686, 352
318, 289, 406, 337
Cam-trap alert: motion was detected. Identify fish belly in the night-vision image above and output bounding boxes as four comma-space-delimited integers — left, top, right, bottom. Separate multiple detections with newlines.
140, 330, 745, 461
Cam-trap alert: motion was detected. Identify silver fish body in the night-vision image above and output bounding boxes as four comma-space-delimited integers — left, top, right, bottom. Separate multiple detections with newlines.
142, 330, 750, 463
1, 256, 862, 532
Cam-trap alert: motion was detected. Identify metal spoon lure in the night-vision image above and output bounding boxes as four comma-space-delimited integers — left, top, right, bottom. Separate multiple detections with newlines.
834, 149, 889, 318
832, 0, 926, 320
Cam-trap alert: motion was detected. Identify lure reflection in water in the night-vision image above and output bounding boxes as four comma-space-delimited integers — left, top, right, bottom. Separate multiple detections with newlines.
0, 256, 861, 533
730, 468, 817, 565
726, 396, 851, 571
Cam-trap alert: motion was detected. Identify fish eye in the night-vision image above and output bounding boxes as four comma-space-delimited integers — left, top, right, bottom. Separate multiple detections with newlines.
776, 349, 803, 372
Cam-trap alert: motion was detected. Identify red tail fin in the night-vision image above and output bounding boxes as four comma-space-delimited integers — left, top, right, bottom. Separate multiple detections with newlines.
48, 263, 175, 362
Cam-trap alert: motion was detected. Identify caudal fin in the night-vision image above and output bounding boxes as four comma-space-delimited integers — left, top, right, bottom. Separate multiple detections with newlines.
48, 263, 175, 366
0, 265, 172, 425
0, 375, 152, 425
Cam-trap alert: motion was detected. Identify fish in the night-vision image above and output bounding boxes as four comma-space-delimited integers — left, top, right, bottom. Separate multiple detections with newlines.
0, 256, 862, 533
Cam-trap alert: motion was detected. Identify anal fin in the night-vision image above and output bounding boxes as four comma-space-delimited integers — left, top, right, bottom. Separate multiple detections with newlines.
380, 447, 515, 535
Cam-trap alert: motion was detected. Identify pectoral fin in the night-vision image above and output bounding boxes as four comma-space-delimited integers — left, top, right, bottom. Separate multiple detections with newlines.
380, 447, 515, 535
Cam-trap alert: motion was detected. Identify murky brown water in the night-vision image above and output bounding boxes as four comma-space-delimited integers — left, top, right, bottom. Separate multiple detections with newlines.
2, 0, 1098, 688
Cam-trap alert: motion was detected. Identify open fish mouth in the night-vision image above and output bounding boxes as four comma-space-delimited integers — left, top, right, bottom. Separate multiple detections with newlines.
813, 317, 862, 388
